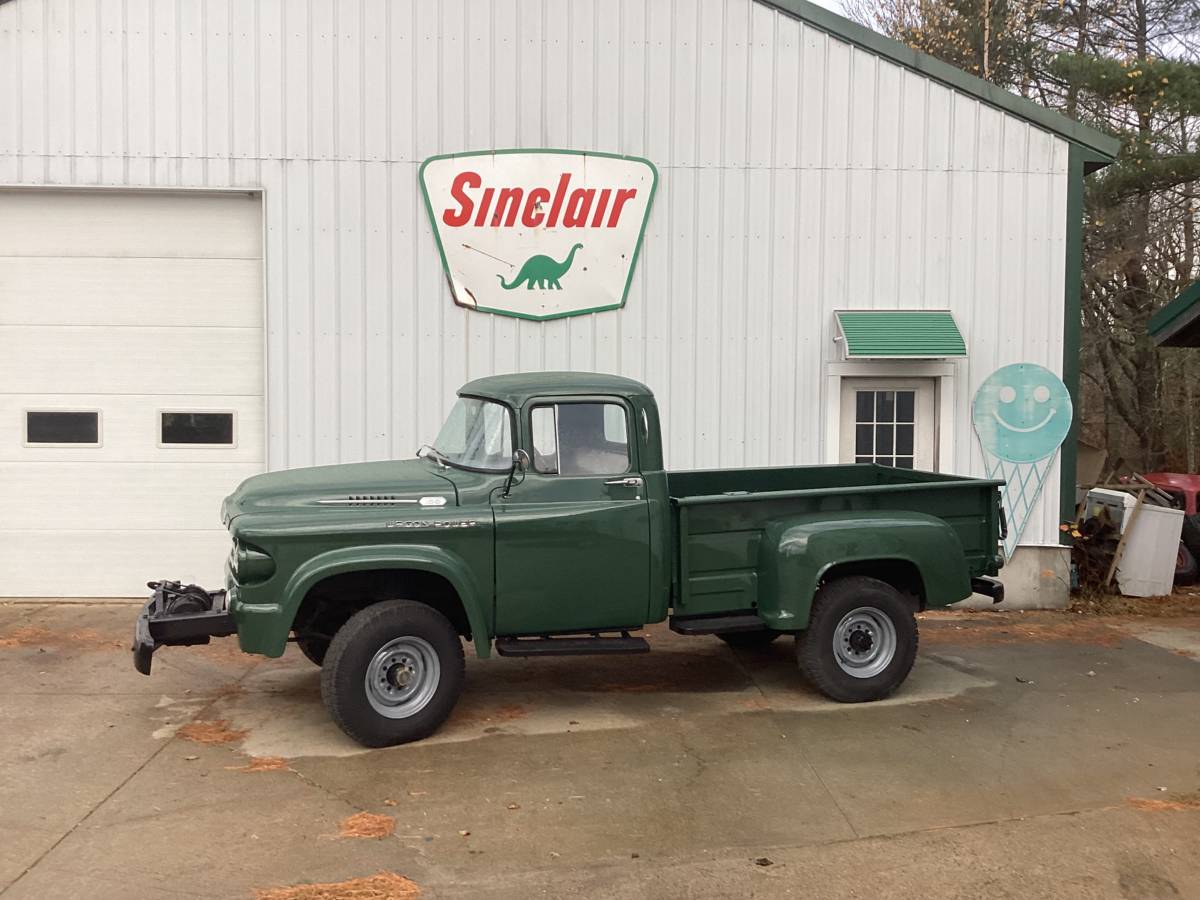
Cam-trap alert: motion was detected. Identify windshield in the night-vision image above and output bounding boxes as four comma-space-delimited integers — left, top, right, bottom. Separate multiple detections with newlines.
429, 397, 513, 472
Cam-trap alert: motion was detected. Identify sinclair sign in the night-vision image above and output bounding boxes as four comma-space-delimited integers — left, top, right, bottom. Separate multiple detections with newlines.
419, 149, 658, 321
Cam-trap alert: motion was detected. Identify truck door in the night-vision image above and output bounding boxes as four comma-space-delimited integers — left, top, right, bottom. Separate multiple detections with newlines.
493, 398, 650, 635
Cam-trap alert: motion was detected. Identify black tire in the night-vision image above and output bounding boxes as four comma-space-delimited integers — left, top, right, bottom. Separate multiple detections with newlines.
1176, 543, 1199, 587
718, 631, 782, 649
296, 636, 330, 667
1182, 514, 1200, 558
320, 600, 465, 748
795, 576, 918, 703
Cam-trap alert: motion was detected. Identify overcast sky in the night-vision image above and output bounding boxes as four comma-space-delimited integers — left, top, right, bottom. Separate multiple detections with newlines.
806, 0, 847, 12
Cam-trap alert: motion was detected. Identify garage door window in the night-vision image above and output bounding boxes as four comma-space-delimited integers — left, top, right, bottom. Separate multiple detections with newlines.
25, 410, 101, 446
160, 412, 236, 447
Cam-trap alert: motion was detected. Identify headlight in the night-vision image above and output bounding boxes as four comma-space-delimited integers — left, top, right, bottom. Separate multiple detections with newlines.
234, 542, 276, 584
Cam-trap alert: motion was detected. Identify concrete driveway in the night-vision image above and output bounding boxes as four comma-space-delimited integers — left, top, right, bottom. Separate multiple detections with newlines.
1, 601, 1198, 899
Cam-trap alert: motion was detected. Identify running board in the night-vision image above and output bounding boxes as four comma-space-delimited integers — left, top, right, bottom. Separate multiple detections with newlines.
669, 613, 766, 635
494, 634, 649, 657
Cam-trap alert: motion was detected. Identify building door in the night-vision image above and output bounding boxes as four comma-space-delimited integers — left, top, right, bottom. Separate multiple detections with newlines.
494, 399, 650, 635
0, 189, 264, 597
839, 378, 937, 470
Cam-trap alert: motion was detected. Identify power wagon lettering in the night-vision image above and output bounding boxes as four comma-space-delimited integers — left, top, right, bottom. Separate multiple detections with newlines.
442, 172, 638, 229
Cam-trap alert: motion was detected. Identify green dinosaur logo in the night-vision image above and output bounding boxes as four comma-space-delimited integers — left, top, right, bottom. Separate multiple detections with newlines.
497, 244, 583, 290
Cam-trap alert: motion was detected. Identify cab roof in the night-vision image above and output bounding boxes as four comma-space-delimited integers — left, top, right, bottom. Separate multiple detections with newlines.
459, 371, 653, 408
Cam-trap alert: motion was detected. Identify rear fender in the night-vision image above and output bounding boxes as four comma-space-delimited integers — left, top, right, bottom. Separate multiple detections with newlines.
756, 511, 971, 630
233, 544, 492, 659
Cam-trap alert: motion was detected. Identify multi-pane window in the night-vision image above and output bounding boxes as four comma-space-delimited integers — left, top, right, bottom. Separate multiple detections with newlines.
854, 390, 915, 469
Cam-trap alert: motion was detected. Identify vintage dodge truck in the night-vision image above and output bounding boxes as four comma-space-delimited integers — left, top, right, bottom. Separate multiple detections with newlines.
134, 372, 1005, 747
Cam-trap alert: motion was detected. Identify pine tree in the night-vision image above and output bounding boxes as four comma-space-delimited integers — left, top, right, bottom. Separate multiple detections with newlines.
847, 0, 1200, 469
1049, 0, 1200, 468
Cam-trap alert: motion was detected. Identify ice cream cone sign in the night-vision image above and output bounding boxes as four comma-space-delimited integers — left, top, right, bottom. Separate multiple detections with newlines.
971, 364, 1073, 558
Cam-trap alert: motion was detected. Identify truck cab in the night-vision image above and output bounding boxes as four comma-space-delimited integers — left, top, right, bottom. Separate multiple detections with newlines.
462, 373, 668, 638
134, 372, 1004, 748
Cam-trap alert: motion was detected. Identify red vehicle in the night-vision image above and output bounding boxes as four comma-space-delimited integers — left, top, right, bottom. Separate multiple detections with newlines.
1144, 473, 1200, 584
1144, 472, 1200, 516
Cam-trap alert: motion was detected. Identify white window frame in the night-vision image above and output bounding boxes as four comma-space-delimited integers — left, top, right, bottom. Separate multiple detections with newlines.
839, 378, 936, 470
22, 408, 104, 448
157, 408, 239, 449
823, 361, 959, 472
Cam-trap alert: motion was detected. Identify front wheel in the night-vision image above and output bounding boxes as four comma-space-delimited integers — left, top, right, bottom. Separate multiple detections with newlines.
795, 576, 918, 703
320, 600, 465, 747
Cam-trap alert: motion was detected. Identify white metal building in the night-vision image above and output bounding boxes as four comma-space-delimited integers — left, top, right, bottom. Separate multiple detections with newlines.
0, 0, 1117, 600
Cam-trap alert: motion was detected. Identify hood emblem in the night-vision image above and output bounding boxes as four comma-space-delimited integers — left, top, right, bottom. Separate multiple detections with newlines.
317, 495, 451, 507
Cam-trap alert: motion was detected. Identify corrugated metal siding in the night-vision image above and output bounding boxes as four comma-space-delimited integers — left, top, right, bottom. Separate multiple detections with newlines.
0, 0, 1070, 546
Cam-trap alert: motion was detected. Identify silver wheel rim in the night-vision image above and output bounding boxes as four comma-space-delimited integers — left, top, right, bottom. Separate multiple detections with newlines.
364, 636, 441, 719
832, 607, 897, 679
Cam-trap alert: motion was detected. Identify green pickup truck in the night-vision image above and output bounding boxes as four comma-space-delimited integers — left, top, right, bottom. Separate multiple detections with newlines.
134, 372, 1005, 747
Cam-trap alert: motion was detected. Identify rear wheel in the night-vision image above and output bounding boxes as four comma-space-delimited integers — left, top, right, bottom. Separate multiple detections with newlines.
320, 600, 465, 747
718, 631, 782, 650
796, 576, 918, 703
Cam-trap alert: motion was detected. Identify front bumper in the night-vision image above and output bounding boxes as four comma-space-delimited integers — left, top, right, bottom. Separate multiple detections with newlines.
132, 581, 238, 675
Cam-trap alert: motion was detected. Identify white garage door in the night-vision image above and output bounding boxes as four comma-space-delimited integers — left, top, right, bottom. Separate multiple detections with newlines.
0, 189, 264, 598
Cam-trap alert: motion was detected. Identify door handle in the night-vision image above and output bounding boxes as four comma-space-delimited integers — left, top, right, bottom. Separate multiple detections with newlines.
604, 476, 643, 487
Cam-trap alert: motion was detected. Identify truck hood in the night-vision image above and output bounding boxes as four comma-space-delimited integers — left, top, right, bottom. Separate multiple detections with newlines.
222, 458, 459, 522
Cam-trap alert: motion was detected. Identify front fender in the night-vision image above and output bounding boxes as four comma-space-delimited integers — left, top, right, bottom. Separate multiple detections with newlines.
756, 511, 971, 630
233, 544, 493, 659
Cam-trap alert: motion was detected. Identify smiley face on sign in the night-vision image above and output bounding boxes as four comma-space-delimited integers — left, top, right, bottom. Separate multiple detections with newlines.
971, 363, 1073, 463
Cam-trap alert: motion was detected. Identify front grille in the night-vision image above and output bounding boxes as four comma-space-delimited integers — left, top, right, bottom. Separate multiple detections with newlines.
317, 495, 413, 506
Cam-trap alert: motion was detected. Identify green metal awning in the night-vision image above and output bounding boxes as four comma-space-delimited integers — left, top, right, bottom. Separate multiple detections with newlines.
1148, 280, 1200, 348
835, 310, 967, 359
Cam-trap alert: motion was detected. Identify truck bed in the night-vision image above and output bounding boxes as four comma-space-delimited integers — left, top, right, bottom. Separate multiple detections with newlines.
666, 464, 1004, 617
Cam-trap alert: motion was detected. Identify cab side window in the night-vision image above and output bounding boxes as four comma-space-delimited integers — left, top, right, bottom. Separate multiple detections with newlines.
530, 402, 630, 476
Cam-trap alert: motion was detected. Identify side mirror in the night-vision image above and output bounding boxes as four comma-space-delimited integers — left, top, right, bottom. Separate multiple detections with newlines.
501, 449, 531, 499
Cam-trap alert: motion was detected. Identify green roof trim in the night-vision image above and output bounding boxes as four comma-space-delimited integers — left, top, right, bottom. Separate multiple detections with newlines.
1148, 280, 1200, 347
836, 310, 967, 359
760, 0, 1121, 163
